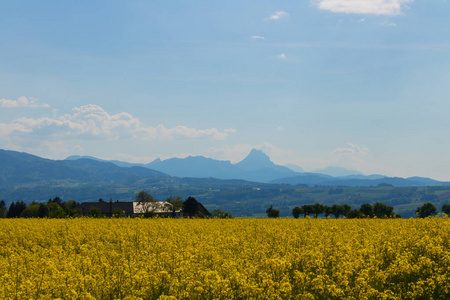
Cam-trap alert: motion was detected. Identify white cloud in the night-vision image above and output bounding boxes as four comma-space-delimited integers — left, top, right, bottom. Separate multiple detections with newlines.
332, 142, 369, 155
136, 125, 236, 141
0, 96, 50, 108
109, 153, 158, 164
251, 36, 265, 40
73, 144, 85, 152
41, 140, 70, 156
316, 0, 414, 16
208, 144, 254, 163
267, 11, 289, 20
0, 104, 236, 142
258, 142, 294, 159
277, 53, 287, 60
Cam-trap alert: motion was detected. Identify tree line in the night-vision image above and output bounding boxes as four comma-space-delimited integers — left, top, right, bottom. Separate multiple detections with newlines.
0, 192, 233, 219
290, 202, 399, 219
1, 198, 79, 218
416, 202, 450, 218
263, 202, 450, 219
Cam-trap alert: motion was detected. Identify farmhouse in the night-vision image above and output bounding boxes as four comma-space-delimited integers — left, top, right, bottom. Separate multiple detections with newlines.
76, 201, 182, 217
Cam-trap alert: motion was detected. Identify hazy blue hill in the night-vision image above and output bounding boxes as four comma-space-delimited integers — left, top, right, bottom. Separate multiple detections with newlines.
313, 166, 363, 177
0, 149, 46, 164
144, 149, 297, 183
318, 177, 416, 187
237, 167, 294, 183
3, 149, 450, 218
285, 163, 304, 173
270, 173, 333, 185
66, 155, 145, 168
59, 159, 166, 181
342, 177, 450, 187
234, 149, 297, 182
146, 158, 162, 167
0, 149, 89, 187
235, 149, 275, 171
271, 174, 450, 187
406, 176, 450, 186
148, 156, 239, 179
0, 150, 167, 189
337, 174, 385, 180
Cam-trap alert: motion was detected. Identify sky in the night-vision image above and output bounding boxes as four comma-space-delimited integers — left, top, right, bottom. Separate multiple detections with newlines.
1, 0, 450, 180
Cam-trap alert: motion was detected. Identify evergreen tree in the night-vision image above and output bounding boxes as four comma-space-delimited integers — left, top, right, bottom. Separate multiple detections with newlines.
7, 201, 27, 218
0, 200, 6, 218
183, 197, 200, 217
37, 203, 49, 218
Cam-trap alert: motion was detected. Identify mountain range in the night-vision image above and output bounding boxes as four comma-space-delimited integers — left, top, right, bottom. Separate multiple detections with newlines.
65, 149, 450, 187
66, 149, 298, 183
0, 149, 166, 190
1, 148, 449, 191
2, 148, 450, 218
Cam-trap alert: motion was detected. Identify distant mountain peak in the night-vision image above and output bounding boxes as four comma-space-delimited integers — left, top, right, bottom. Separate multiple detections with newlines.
235, 149, 275, 171
147, 158, 162, 166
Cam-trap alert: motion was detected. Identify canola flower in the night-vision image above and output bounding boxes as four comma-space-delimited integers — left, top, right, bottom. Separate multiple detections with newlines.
1, 218, 450, 299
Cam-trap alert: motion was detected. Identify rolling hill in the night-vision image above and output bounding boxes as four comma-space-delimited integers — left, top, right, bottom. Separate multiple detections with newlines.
3, 149, 450, 218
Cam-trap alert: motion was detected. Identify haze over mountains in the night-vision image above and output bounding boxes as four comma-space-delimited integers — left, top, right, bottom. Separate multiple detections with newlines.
65, 149, 369, 184
3, 148, 450, 218
1, 148, 449, 191
0, 149, 166, 190
64, 148, 450, 187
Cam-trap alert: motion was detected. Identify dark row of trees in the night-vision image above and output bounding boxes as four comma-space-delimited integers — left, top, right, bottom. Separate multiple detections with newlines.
263, 202, 450, 219
416, 202, 450, 218
0, 193, 233, 219
249, 202, 394, 219
3, 197, 80, 218
290, 203, 355, 219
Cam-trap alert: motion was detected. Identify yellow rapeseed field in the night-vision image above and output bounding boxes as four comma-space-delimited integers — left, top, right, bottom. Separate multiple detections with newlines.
1, 218, 450, 299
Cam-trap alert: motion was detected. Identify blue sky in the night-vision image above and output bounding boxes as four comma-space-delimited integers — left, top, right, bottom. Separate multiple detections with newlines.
1, 0, 450, 180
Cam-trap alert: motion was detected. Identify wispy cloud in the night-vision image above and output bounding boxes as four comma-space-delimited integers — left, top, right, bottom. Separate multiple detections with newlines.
332, 142, 369, 155
109, 153, 158, 164
277, 53, 287, 60
267, 11, 289, 20
0, 96, 50, 108
0, 104, 236, 141
251, 35, 265, 40
316, 0, 414, 16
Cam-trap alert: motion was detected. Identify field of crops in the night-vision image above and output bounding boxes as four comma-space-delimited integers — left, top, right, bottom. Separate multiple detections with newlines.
1, 218, 450, 299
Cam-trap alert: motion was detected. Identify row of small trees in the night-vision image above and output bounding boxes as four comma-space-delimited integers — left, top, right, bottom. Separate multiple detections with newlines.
263, 202, 450, 219
290, 203, 398, 219
416, 202, 450, 218
1, 193, 233, 219
2, 198, 80, 218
